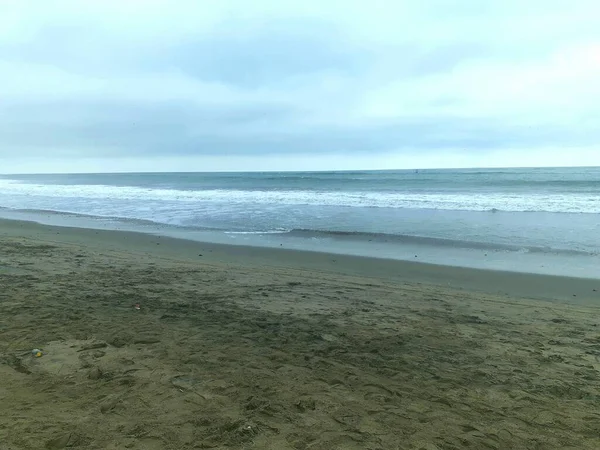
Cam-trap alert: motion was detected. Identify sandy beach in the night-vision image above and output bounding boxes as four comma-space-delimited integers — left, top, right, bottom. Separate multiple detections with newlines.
1, 219, 600, 450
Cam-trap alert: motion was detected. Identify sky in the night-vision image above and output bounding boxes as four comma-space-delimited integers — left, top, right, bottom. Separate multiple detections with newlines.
1, 0, 600, 173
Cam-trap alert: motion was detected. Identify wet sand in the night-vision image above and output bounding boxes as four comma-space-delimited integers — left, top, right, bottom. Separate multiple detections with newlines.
1, 219, 600, 449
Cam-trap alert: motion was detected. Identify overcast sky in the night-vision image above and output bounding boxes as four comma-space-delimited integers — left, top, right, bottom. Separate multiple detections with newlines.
1, 0, 600, 173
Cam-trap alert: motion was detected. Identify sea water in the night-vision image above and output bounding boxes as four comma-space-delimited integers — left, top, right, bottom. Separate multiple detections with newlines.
1, 167, 598, 278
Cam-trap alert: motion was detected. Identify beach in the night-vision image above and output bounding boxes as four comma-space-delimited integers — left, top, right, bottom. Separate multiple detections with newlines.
1, 219, 600, 450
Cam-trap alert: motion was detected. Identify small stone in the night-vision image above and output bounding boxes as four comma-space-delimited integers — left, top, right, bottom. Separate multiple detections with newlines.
45, 433, 71, 449
100, 395, 120, 413
88, 367, 103, 380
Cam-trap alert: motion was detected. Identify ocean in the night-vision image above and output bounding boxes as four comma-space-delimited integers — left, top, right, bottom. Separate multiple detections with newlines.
1, 167, 599, 278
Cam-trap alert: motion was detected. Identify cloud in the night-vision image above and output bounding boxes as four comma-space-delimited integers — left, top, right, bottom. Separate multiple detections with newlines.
1, 0, 600, 171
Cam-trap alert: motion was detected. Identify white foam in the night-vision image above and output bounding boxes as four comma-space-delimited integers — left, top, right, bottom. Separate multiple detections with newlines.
224, 230, 291, 235
0, 179, 598, 213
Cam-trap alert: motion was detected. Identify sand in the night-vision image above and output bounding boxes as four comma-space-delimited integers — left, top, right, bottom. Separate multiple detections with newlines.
1, 219, 600, 449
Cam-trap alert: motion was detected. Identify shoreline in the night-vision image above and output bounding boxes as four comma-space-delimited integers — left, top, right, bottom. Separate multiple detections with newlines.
1, 206, 599, 280
1, 217, 599, 303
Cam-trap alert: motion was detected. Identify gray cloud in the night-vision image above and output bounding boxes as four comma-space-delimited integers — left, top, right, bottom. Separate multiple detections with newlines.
2, 95, 597, 159
2, 19, 485, 85
1, 0, 599, 171
157, 22, 371, 87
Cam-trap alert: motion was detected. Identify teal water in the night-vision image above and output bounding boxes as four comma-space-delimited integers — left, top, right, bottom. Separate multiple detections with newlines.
1, 167, 599, 277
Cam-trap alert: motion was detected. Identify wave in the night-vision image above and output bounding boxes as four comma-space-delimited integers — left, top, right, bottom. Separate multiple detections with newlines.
0, 179, 598, 213
224, 230, 291, 235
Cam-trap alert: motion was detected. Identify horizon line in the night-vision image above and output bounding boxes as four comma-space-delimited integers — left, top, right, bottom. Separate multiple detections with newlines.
1, 165, 599, 176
